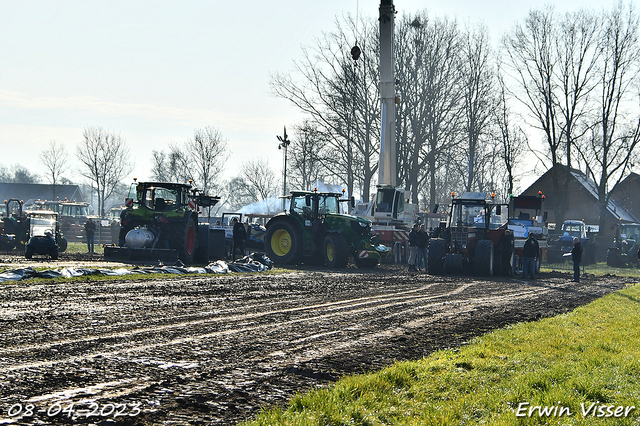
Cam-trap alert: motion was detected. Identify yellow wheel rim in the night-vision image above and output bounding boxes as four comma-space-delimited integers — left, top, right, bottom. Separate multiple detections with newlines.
326, 241, 334, 262
271, 229, 292, 257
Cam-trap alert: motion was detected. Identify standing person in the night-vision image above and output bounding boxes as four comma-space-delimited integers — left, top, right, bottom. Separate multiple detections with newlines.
521, 233, 539, 279
571, 237, 583, 282
232, 217, 247, 261
407, 223, 419, 272
84, 218, 96, 254
417, 224, 429, 272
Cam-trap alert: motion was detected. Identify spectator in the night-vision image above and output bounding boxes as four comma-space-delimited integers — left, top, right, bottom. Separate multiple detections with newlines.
407, 223, 419, 272
417, 224, 429, 272
84, 218, 96, 254
521, 233, 539, 279
232, 217, 247, 261
571, 237, 583, 282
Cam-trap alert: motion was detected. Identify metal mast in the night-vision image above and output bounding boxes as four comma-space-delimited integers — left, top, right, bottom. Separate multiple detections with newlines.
378, 0, 396, 187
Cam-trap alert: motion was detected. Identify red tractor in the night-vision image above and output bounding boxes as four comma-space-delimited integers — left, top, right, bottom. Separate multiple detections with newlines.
428, 192, 514, 276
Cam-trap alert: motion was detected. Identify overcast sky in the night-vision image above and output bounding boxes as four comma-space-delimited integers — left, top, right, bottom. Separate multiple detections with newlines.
0, 0, 634, 192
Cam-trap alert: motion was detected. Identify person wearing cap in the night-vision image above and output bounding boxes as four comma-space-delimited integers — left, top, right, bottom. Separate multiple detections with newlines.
570, 237, 583, 282
232, 217, 247, 261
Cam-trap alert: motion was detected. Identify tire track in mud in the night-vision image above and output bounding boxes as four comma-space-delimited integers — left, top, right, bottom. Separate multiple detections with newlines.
0, 269, 630, 425
0, 280, 544, 369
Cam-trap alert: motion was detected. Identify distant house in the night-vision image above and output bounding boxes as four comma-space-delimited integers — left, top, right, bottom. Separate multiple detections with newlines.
519, 165, 637, 260
609, 172, 640, 222
0, 182, 85, 207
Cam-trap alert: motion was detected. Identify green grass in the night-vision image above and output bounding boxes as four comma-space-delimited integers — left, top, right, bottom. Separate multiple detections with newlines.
245, 283, 640, 425
65, 241, 104, 254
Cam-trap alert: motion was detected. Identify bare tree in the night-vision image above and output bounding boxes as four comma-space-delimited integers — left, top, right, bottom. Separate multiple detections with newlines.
494, 69, 527, 197
503, 6, 562, 167
288, 121, 328, 191
459, 23, 497, 192
6, 164, 40, 184
555, 9, 601, 168
577, 2, 640, 231
169, 127, 228, 195
76, 126, 133, 217
150, 149, 188, 183
227, 158, 278, 212
271, 14, 380, 201
396, 13, 463, 210
40, 140, 69, 199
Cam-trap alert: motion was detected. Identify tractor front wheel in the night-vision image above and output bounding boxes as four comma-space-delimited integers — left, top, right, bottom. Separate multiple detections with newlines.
265, 221, 302, 265
473, 239, 494, 277
428, 238, 446, 275
322, 234, 349, 268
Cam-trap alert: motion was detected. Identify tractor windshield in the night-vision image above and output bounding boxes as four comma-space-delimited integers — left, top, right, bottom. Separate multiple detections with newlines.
562, 223, 584, 238
29, 214, 57, 237
318, 195, 340, 215
137, 185, 181, 211
451, 202, 486, 228
621, 225, 640, 240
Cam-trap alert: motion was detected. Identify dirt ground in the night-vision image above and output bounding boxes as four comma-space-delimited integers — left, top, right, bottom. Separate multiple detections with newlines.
0, 252, 634, 425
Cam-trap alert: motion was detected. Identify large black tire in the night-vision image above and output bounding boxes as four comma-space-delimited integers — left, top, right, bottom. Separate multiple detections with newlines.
50, 247, 59, 260
58, 236, 68, 253
428, 238, 446, 275
473, 239, 494, 277
322, 234, 349, 268
173, 217, 197, 264
25, 246, 33, 260
607, 248, 620, 267
264, 220, 302, 265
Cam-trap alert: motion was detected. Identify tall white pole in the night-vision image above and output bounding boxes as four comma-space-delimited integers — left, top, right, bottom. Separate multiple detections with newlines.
378, 0, 396, 188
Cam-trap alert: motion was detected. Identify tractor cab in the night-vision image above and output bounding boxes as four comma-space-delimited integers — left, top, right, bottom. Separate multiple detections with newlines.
24, 211, 67, 259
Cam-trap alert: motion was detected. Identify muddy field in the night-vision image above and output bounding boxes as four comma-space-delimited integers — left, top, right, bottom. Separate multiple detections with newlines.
0, 252, 634, 425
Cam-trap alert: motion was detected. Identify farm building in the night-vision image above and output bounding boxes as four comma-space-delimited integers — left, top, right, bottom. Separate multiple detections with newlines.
519, 164, 638, 261
0, 182, 85, 208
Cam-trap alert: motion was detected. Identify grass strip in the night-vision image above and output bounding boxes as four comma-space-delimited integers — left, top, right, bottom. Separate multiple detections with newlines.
246, 283, 640, 425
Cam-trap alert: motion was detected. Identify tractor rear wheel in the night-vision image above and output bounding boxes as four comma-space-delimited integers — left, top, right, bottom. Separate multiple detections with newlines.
50, 247, 58, 260
265, 221, 302, 265
428, 238, 445, 275
473, 239, 494, 277
323, 234, 349, 268
173, 217, 197, 264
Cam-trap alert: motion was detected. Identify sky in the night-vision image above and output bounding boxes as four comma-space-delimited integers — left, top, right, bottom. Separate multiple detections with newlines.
0, 0, 635, 194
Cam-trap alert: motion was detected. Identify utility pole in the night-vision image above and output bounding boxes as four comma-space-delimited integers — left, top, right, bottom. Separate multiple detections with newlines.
277, 126, 291, 211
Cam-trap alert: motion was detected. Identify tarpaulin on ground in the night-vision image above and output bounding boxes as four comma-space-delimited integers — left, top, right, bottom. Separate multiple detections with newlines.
0, 254, 273, 284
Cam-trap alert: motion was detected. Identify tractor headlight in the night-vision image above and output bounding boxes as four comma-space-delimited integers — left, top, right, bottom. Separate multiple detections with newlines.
358, 222, 368, 228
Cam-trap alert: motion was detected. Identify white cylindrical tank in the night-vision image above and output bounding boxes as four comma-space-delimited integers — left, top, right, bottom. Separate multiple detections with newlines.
125, 228, 155, 248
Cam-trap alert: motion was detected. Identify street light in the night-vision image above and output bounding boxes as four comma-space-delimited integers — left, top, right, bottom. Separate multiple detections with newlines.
277, 126, 291, 211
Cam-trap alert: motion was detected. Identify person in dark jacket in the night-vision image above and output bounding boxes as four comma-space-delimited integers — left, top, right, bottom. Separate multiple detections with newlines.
84, 218, 96, 254
417, 224, 429, 271
521, 233, 539, 279
232, 217, 247, 261
407, 223, 420, 272
571, 237, 583, 282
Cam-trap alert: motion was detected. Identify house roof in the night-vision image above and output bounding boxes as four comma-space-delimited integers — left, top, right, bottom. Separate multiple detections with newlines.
0, 182, 85, 205
569, 169, 638, 222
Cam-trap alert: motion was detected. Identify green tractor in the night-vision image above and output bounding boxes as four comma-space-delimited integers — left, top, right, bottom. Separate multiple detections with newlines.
104, 180, 220, 264
264, 190, 388, 268
607, 222, 640, 267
